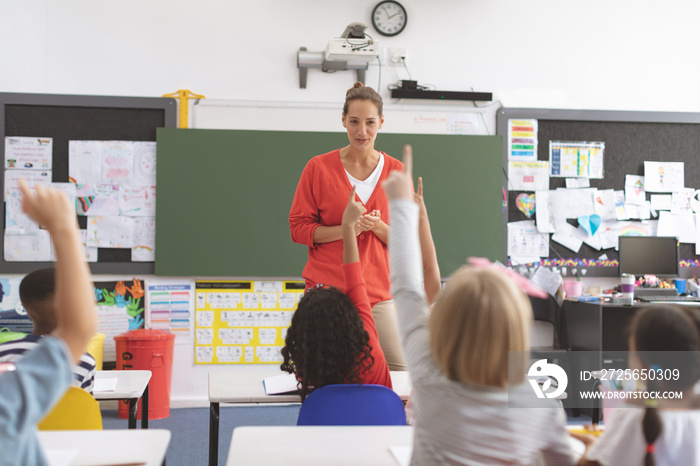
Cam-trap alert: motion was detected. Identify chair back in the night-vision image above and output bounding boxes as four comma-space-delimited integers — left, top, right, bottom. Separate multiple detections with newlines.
529, 294, 566, 350
38, 386, 103, 430
297, 384, 406, 426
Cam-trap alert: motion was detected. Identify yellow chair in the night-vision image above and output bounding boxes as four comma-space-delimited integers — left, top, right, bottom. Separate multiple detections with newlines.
38, 386, 103, 430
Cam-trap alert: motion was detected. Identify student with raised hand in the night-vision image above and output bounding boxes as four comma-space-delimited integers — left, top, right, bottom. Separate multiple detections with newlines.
0, 267, 97, 393
0, 181, 97, 466
281, 187, 391, 401
385, 145, 576, 465
578, 305, 700, 466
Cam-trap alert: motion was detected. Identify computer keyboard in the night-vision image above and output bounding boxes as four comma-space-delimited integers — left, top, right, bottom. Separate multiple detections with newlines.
637, 295, 700, 302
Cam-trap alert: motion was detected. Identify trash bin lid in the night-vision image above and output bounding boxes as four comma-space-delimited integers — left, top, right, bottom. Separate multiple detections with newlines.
114, 328, 175, 341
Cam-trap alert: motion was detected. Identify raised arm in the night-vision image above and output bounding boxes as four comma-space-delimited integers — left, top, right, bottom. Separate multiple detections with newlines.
342, 187, 365, 263
20, 181, 97, 364
385, 146, 437, 379
415, 177, 441, 304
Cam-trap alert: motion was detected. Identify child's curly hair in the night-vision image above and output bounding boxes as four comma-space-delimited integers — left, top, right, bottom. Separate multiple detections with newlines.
280, 286, 374, 400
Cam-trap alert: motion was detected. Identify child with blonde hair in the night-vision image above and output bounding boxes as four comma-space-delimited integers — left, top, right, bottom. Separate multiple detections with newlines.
385, 145, 576, 465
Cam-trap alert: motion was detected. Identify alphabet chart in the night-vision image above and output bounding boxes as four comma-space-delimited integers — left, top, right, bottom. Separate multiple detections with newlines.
194, 280, 305, 364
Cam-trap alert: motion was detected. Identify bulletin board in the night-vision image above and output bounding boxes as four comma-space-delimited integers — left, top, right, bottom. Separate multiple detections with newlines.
0, 92, 177, 274
193, 280, 305, 364
497, 108, 700, 277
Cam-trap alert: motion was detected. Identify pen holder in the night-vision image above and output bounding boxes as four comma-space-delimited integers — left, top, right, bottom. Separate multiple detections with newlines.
563, 280, 583, 298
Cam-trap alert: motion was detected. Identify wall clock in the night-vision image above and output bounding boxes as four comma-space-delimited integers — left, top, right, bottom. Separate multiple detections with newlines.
371, 1, 407, 37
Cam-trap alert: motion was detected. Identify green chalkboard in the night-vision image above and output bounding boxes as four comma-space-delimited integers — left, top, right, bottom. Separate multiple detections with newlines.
155, 128, 503, 277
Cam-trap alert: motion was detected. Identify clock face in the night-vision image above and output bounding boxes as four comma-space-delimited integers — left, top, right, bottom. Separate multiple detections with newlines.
372, 1, 407, 37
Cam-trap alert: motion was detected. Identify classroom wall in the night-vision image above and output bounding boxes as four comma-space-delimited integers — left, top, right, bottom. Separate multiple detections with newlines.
2, 0, 700, 112
2, 0, 700, 407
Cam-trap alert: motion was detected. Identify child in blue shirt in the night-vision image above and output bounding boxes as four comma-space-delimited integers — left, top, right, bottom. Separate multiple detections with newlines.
0, 181, 97, 466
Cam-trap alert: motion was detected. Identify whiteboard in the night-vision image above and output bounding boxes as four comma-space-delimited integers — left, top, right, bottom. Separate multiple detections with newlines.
191, 99, 501, 135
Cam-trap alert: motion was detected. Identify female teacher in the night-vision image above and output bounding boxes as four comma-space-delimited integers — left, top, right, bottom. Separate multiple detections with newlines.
289, 82, 406, 371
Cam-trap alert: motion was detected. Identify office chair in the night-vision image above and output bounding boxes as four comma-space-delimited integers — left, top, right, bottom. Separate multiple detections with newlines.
297, 384, 406, 426
38, 386, 103, 430
529, 294, 567, 352
528, 295, 575, 411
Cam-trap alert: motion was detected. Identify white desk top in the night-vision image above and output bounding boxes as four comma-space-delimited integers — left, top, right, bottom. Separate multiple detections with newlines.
226, 426, 413, 466
209, 370, 411, 404
93, 370, 151, 400
39, 429, 170, 466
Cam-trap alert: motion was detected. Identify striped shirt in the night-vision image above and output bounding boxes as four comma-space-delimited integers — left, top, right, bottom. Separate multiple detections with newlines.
0, 334, 96, 393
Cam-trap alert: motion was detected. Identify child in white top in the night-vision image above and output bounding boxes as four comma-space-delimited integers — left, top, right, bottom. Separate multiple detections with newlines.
384, 145, 576, 465
578, 304, 700, 466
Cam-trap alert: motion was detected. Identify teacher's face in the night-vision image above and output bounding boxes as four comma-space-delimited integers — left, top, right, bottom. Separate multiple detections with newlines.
342, 100, 384, 151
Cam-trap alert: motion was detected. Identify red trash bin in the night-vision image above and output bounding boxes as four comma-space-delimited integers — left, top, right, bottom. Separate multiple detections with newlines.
115, 329, 175, 420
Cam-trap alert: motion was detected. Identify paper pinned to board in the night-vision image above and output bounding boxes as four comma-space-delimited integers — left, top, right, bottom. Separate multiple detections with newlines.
551, 222, 584, 253
507, 220, 549, 257
644, 161, 684, 193
624, 175, 645, 205
508, 161, 549, 191
535, 191, 556, 233
657, 211, 695, 243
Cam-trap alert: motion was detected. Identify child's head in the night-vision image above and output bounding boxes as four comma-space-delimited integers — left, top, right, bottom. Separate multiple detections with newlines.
629, 305, 700, 466
629, 304, 700, 390
280, 286, 374, 400
19, 267, 56, 336
428, 266, 532, 388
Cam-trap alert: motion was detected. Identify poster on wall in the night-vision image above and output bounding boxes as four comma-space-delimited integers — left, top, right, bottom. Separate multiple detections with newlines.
146, 279, 194, 345
508, 119, 538, 161
0, 278, 29, 333
549, 141, 605, 179
94, 279, 145, 361
194, 280, 305, 365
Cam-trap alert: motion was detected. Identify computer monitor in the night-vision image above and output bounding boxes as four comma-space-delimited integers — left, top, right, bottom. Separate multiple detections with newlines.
618, 236, 679, 277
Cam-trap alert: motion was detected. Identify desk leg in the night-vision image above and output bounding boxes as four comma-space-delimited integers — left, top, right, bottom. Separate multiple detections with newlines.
128, 399, 137, 429
142, 383, 149, 429
209, 402, 220, 466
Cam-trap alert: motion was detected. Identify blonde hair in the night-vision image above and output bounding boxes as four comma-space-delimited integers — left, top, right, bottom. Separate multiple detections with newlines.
343, 82, 383, 116
428, 266, 532, 387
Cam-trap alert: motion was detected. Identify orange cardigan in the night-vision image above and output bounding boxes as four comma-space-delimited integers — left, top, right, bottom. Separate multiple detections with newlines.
289, 149, 403, 306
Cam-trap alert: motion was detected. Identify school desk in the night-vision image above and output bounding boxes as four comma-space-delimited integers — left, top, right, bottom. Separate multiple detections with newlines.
208, 370, 412, 466
93, 370, 151, 429
39, 429, 170, 466
226, 426, 413, 466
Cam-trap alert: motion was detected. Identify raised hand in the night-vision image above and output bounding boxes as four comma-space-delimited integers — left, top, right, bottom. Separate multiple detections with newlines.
414, 177, 428, 216
383, 144, 413, 200
342, 187, 366, 230
19, 180, 75, 232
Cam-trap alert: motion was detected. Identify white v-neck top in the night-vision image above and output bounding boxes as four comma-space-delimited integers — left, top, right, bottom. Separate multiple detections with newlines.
345, 153, 384, 204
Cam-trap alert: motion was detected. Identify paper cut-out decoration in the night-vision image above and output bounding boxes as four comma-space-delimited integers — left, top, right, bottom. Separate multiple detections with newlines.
577, 214, 602, 236
516, 193, 536, 218
578, 216, 592, 235
589, 214, 601, 235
